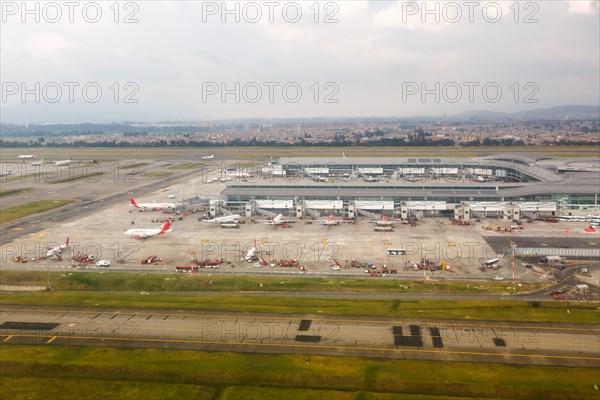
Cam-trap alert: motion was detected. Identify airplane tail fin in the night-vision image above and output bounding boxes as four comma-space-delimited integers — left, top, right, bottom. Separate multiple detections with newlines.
130, 197, 139, 208
158, 220, 172, 234
273, 214, 283, 224
584, 225, 597, 233
328, 215, 334, 222
65, 237, 69, 246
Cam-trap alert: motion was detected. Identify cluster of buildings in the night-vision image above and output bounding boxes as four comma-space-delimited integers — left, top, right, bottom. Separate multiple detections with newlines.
219, 154, 600, 220
47, 120, 599, 147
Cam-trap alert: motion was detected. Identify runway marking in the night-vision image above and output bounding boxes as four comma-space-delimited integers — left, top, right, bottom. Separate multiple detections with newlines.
3, 335, 13, 342
12, 227, 23, 231
3, 333, 599, 362
4, 308, 599, 333
30, 233, 47, 239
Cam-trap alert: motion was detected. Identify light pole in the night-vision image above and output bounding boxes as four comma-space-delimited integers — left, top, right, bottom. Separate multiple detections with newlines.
511, 243, 517, 291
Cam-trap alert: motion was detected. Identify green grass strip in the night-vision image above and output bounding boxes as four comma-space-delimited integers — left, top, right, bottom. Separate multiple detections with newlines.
1, 346, 598, 399
0, 188, 32, 198
0, 271, 548, 295
0, 200, 74, 224
140, 172, 173, 178
168, 163, 203, 170
1, 292, 597, 324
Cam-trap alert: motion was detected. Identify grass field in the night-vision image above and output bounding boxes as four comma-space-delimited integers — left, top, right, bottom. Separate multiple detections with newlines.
0, 188, 32, 198
0, 200, 74, 224
2, 271, 595, 323
0, 346, 597, 399
48, 171, 107, 184
122, 162, 150, 169
1, 146, 599, 160
1, 172, 43, 183
168, 162, 203, 170
1, 292, 597, 324
0, 376, 215, 400
0, 271, 548, 295
140, 172, 173, 178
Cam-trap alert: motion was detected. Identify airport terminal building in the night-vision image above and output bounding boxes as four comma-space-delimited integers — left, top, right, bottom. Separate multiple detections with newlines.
221, 154, 600, 220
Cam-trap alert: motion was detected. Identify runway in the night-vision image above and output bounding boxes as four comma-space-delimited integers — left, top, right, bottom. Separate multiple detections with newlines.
1, 306, 598, 368
0, 164, 204, 246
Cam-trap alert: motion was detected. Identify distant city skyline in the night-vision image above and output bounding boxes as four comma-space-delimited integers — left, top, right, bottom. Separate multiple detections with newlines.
1, 1, 599, 123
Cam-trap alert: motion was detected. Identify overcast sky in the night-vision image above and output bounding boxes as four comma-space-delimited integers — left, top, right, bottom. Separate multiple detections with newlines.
1, 0, 599, 122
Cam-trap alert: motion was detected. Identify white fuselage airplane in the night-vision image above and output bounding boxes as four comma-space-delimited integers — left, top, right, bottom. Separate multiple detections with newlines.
204, 214, 241, 223
265, 214, 297, 225
55, 156, 72, 166
374, 216, 394, 226
245, 246, 257, 261
269, 214, 285, 225
46, 237, 69, 257
125, 221, 172, 239
18, 153, 38, 159
130, 197, 179, 210
202, 154, 214, 159
254, 214, 297, 226
267, 214, 294, 225
321, 215, 340, 226
244, 240, 258, 261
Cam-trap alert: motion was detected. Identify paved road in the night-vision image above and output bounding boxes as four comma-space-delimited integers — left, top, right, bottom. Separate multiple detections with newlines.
1, 306, 598, 368
484, 236, 600, 252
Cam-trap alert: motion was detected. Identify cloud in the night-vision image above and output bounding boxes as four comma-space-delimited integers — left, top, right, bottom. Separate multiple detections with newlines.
567, 0, 600, 14
27, 33, 70, 56
0, 1, 597, 121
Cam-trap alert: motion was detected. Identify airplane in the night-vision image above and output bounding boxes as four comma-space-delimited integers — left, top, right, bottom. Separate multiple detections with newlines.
475, 176, 491, 182
374, 215, 394, 227
124, 220, 172, 239
18, 153, 37, 159
364, 175, 385, 182
312, 215, 353, 226
130, 197, 179, 210
55, 156, 72, 166
245, 240, 257, 261
321, 215, 340, 226
46, 237, 69, 257
202, 154, 215, 159
32, 158, 43, 167
203, 214, 241, 224
264, 213, 299, 226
